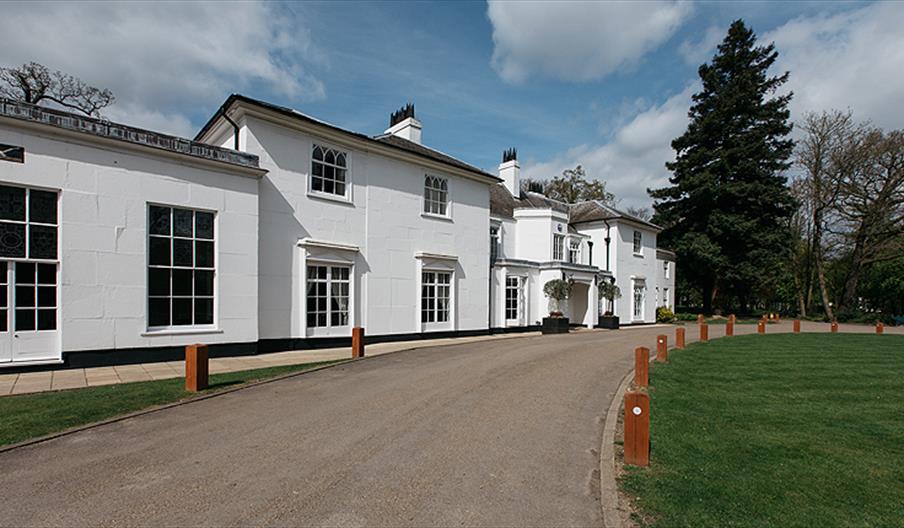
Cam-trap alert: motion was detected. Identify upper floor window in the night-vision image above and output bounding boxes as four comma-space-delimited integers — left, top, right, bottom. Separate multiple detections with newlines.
490, 225, 500, 263
553, 234, 565, 261
664, 261, 670, 279
0, 185, 58, 260
633, 231, 642, 255
311, 144, 348, 197
147, 205, 215, 328
424, 175, 448, 216
568, 239, 581, 264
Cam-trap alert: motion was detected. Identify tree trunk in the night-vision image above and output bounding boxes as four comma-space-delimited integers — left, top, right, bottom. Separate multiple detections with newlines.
816, 257, 834, 321
793, 273, 807, 317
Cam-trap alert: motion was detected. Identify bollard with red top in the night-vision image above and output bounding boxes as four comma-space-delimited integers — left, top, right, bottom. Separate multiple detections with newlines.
793, 319, 801, 333
656, 335, 668, 363
185, 343, 209, 392
634, 347, 649, 387
624, 391, 650, 467
831, 321, 838, 333
877, 322, 884, 335
697, 314, 705, 324
699, 323, 709, 342
352, 327, 365, 358
726, 318, 734, 337
676, 326, 685, 349
757, 320, 766, 334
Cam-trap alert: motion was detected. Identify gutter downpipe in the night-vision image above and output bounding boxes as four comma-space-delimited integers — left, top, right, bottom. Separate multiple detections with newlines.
221, 110, 240, 151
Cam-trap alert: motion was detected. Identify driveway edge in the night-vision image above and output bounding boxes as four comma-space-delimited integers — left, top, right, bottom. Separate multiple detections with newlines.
600, 366, 634, 528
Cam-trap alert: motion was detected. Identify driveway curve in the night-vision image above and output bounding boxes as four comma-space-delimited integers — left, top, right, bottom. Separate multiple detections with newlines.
2, 321, 874, 527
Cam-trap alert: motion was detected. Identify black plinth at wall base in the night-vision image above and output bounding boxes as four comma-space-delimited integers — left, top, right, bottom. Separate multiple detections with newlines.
596, 315, 620, 329
542, 317, 570, 334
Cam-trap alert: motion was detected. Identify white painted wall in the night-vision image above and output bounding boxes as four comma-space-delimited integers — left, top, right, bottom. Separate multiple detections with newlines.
0, 123, 260, 357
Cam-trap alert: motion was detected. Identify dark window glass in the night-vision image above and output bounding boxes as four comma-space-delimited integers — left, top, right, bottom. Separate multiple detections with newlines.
173, 239, 193, 267
37, 263, 56, 285
37, 309, 56, 330
16, 309, 35, 331
148, 298, 170, 327
149, 237, 170, 266
172, 269, 193, 296
195, 298, 213, 325
0, 222, 25, 258
195, 212, 214, 240
29, 190, 58, 224
29, 225, 57, 259
0, 186, 25, 221
0, 285, 6, 308
37, 286, 55, 307
0, 309, 6, 332
149, 206, 171, 235
195, 241, 214, 268
172, 298, 192, 325
173, 208, 193, 237
15, 263, 35, 284
148, 268, 170, 296
194, 270, 214, 296
15, 286, 34, 307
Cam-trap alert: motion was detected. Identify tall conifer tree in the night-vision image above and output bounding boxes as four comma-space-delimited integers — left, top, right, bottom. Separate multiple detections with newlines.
650, 20, 795, 312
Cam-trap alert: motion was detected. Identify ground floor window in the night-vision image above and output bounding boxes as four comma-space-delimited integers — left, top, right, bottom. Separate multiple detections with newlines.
505, 276, 522, 322
633, 280, 645, 320
421, 270, 451, 323
306, 265, 350, 328
663, 287, 670, 309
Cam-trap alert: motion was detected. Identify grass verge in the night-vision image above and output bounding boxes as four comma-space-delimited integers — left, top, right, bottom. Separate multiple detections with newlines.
0, 360, 344, 448
620, 333, 904, 527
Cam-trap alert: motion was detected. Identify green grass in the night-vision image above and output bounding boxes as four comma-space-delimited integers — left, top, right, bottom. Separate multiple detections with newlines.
0, 360, 344, 447
621, 334, 904, 527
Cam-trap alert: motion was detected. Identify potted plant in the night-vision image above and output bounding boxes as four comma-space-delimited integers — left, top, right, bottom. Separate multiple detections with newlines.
542, 279, 571, 334
597, 280, 621, 329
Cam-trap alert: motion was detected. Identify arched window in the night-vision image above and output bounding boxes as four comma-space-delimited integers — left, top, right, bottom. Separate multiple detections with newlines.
423, 175, 448, 216
311, 144, 348, 197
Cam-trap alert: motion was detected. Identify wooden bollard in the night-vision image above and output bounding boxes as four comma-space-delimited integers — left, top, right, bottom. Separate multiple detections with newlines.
726, 318, 734, 337
352, 327, 365, 358
699, 323, 708, 342
877, 322, 884, 334
185, 343, 209, 392
757, 320, 766, 334
676, 326, 685, 349
793, 319, 801, 333
624, 391, 650, 467
831, 321, 838, 333
656, 335, 668, 363
697, 314, 705, 324
634, 347, 649, 387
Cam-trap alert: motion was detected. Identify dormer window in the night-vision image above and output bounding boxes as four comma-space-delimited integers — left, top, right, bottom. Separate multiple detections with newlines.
424, 175, 448, 216
633, 231, 642, 255
311, 144, 348, 197
553, 234, 565, 261
568, 239, 581, 264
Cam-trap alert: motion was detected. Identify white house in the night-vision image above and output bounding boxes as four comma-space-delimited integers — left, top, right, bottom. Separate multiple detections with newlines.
0, 95, 675, 370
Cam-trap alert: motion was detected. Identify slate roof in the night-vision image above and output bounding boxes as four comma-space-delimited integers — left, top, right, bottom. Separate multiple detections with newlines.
196, 94, 499, 183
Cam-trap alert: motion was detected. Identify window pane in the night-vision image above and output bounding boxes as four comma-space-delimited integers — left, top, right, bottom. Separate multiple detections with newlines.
336, 153, 346, 167
195, 298, 213, 325
323, 178, 335, 195
195, 241, 214, 268
312, 176, 323, 192
0, 285, 6, 308
312, 162, 323, 177
15, 309, 35, 331
0, 222, 26, 258
0, 309, 6, 332
172, 269, 193, 296
29, 224, 58, 259
37, 286, 55, 307
15, 286, 34, 307
194, 270, 214, 296
335, 168, 347, 184
29, 190, 58, 224
148, 268, 170, 296
172, 298, 192, 325
149, 206, 171, 235
15, 263, 35, 284
195, 212, 214, 240
173, 239, 193, 267
148, 298, 170, 327
313, 145, 323, 161
37, 309, 56, 330
149, 237, 170, 266
335, 182, 345, 196
37, 263, 56, 285
0, 186, 25, 221
173, 208, 193, 237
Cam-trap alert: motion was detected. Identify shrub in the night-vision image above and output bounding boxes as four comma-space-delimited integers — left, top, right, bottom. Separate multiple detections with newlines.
543, 279, 571, 316
656, 306, 676, 323
675, 312, 698, 321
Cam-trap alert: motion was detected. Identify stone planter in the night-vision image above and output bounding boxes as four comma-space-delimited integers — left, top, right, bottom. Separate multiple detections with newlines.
542, 316, 570, 334
596, 315, 619, 329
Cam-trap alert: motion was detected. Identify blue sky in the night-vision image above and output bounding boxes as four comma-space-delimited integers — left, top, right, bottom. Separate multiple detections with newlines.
2, 1, 901, 207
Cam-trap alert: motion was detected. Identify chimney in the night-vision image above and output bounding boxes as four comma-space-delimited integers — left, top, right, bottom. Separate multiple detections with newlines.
385, 103, 422, 144
499, 147, 519, 196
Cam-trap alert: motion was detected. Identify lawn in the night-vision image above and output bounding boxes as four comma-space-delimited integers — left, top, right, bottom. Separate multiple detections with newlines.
620, 333, 904, 527
0, 360, 344, 448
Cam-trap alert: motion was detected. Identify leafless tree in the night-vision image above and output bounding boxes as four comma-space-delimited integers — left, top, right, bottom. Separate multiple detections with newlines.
625, 206, 652, 221
0, 62, 114, 117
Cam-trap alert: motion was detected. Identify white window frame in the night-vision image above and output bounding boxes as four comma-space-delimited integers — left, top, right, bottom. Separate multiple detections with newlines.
305, 263, 351, 333
421, 269, 453, 330
505, 275, 526, 326
553, 234, 565, 261
663, 260, 670, 279
632, 279, 645, 321
146, 204, 217, 331
423, 175, 449, 217
310, 143, 350, 201
490, 224, 501, 263
568, 238, 581, 264
633, 230, 643, 256
663, 287, 670, 309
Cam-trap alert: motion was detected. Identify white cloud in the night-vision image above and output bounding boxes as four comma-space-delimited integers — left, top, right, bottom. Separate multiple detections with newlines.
678, 25, 724, 66
487, 0, 693, 83
766, 2, 904, 131
0, 1, 325, 136
522, 84, 696, 209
